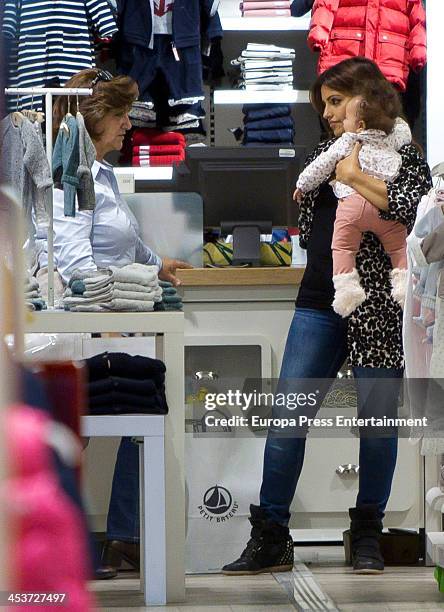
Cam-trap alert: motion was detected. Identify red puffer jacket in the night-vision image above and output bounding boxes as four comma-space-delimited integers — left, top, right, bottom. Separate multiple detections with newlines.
308, 0, 426, 91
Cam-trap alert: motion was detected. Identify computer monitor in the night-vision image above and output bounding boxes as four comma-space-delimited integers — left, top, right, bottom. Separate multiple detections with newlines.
174, 146, 306, 265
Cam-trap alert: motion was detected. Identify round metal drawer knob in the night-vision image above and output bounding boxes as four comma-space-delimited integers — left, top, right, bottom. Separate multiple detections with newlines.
336, 463, 359, 475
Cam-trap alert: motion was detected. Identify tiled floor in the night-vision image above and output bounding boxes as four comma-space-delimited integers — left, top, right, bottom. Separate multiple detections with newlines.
91, 546, 444, 611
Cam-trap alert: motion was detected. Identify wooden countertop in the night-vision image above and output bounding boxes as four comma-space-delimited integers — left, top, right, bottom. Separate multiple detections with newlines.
176, 267, 304, 286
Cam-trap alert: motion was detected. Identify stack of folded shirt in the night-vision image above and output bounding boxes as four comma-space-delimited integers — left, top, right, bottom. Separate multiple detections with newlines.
63, 264, 162, 312
85, 351, 168, 415
240, 0, 291, 17
154, 280, 183, 312
131, 129, 186, 167
231, 43, 295, 91
242, 103, 295, 146
128, 101, 156, 128
25, 273, 46, 311
129, 100, 206, 134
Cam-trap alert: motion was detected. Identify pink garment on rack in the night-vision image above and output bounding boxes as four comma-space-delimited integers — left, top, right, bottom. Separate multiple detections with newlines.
3, 405, 94, 612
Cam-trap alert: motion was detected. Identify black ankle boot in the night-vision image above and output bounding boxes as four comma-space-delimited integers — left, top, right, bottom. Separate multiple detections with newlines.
222, 505, 294, 575
349, 504, 384, 574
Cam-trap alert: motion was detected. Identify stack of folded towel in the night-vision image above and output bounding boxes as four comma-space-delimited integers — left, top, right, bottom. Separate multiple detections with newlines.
63, 264, 162, 312
85, 351, 168, 415
231, 43, 296, 91
154, 280, 183, 312
241, 103, 295, 146
131, 129, 186, 167
25, 274, 46, 311
240, 0, 291, 17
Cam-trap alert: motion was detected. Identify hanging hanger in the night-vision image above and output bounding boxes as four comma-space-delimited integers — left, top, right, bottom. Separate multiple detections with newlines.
11, 94, 24, 127
59, 94, 71, 137
66, 94, 73, 118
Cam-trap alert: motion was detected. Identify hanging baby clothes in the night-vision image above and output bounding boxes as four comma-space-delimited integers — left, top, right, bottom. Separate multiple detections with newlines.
0, 114, 51, 228
2, 0, 118, 110
53, 116, 80, 217
76, 112, 96, 211
115, 0, 222, 133
404, 187, 444, 454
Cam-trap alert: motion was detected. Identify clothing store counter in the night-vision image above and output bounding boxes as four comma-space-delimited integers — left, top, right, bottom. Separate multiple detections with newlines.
176, 266, 304, 287
25, 311, 185, 604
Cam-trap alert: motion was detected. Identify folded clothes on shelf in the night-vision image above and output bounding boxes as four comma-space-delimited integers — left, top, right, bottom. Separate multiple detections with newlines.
25, 272, 46, 311
240, 0, 292, 16
64, 264, 162, 312
132, 129, 186, 147
84, 352, 168, 415
132, 154, 185, 167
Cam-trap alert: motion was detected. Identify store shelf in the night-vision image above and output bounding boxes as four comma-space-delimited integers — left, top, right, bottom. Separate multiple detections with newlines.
113, 166, 174, 181
213, 89, 310, 105
221, 16, 310, 31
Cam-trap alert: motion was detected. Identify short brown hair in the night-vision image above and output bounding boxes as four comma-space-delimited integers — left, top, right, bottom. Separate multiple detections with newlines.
52, 69, 138, 141
355, 82, 402, 134
310, 57, 403, 135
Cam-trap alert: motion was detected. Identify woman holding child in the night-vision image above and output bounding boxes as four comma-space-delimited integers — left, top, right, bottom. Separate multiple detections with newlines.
222, 57, 431, 576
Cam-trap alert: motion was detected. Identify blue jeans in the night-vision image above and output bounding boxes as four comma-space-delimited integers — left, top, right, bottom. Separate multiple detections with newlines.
260, 308, 401, 525
107, 437, 140, 542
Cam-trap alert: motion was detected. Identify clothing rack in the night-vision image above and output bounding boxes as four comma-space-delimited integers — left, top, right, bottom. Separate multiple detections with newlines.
4, 87, 92, 307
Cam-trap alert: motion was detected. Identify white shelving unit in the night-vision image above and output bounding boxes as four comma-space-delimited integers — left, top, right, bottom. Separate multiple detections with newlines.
213, 89, 310, 105
221, 16, 310, 31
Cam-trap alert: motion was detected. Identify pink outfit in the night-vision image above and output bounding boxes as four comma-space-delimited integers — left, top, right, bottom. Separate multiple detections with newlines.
332, 193, 407, 275
4, 405, 94, 612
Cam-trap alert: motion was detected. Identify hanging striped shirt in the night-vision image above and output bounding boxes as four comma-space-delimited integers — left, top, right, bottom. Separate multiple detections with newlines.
2, 0, 118, 110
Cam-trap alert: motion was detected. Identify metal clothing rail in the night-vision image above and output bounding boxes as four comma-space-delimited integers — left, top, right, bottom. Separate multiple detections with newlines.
4, 87, 92, 307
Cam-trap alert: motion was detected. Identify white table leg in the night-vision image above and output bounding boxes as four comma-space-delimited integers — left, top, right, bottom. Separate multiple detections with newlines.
140, 434, 166, 605
156, 331, 185, 602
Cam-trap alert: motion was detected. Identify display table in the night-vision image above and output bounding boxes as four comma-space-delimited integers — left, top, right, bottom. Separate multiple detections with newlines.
25, 311, 185, 604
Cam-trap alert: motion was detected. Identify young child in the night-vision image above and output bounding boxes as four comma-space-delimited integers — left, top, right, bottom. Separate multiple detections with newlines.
294, 88, 411, 317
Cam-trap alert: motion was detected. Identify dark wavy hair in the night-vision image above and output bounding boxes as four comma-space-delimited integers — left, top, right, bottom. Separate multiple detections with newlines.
52, 69, 138, 142
310, 57, 403, 136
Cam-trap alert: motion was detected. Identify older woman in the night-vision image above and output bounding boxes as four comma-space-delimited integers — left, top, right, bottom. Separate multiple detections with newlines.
41, 69, 192, 578
223, 57, 432, 577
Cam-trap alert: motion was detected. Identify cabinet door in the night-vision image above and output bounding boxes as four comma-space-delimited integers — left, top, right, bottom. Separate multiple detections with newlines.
291, 437, 419, 514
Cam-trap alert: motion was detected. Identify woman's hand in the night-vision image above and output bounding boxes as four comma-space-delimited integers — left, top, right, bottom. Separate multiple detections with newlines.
293, 188, 304, 203
159, 257, 193, 286
335, 142, 362, 187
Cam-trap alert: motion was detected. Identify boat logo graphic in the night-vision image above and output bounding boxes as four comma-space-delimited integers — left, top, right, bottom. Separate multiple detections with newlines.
198, 485, 239, 522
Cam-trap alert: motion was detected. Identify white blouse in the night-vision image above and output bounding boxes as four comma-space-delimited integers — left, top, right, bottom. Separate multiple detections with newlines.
38, 160, 162, 283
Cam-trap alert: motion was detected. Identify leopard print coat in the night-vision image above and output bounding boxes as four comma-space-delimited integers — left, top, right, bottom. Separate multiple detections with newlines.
298, 139, 432, 369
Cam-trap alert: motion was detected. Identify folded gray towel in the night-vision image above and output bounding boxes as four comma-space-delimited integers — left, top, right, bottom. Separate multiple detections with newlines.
68, 304, 105, 312
25, 289, 41, 299
25, 277, 39, 292
113, 281, 159, 293
102, 298, 155, 312
109, 263, 159, 287
64, 288, 113, 306
112, 287, 162, 302
69, 269, 112, 290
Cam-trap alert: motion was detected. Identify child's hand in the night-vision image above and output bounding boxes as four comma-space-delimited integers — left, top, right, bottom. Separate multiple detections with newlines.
293, 188, 303, 203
